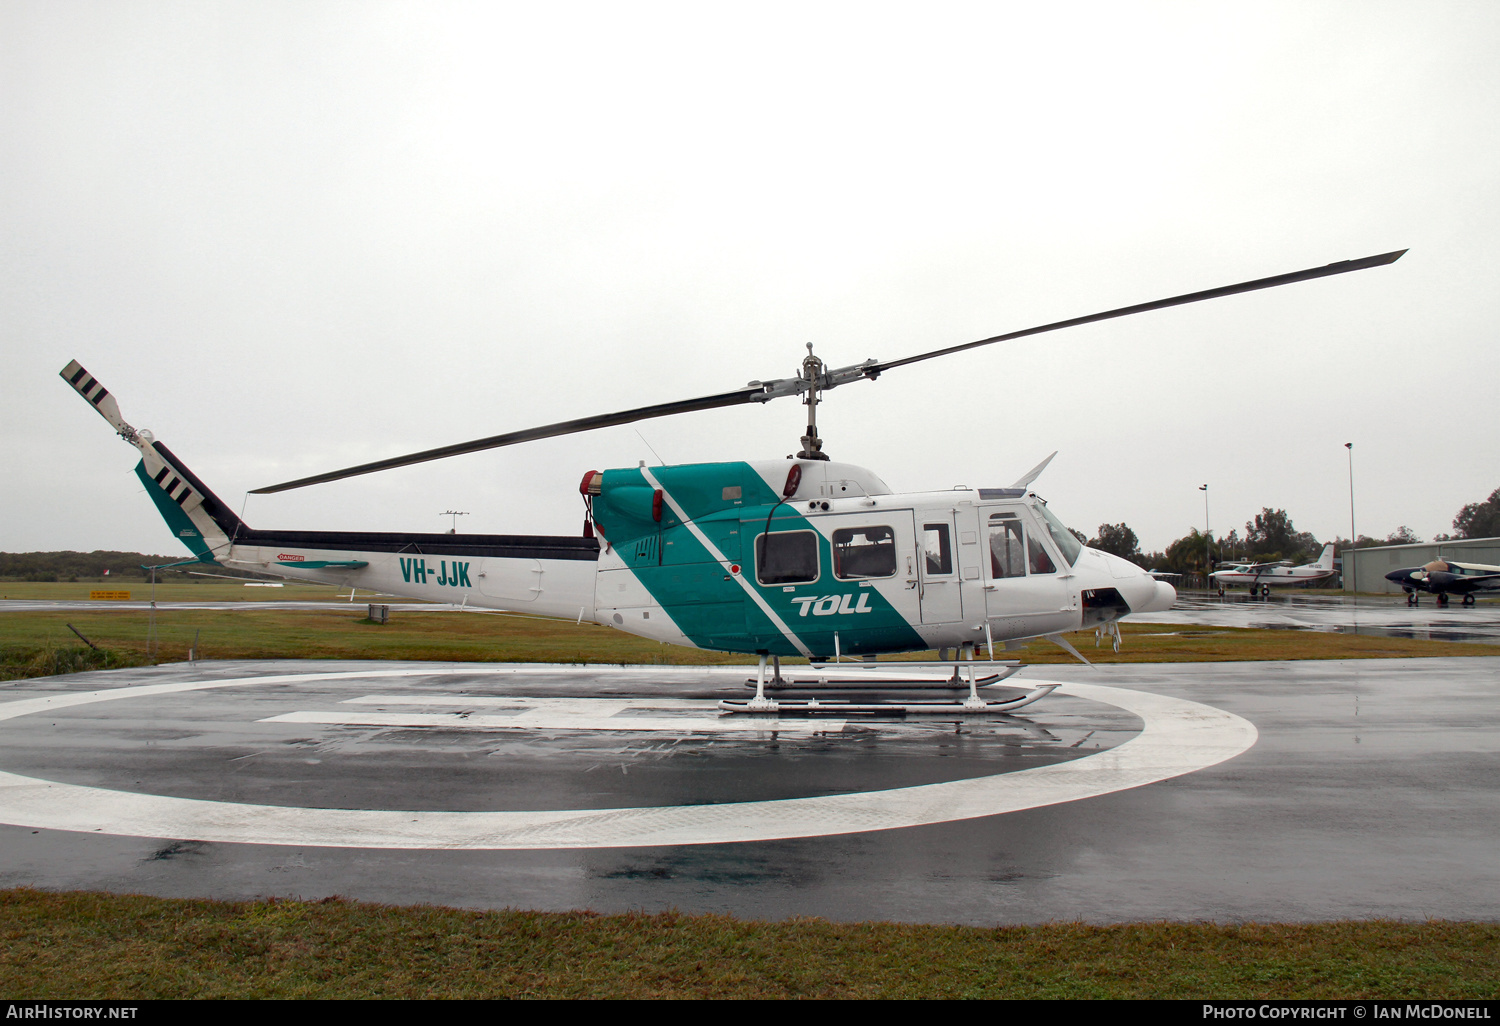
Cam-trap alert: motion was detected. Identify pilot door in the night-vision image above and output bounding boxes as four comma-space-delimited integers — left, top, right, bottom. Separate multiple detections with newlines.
983, 508, 1073, 637
914, 511, 963, 624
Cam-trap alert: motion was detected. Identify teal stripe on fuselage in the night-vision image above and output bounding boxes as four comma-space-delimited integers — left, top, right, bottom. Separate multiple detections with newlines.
595, 462, 924, 657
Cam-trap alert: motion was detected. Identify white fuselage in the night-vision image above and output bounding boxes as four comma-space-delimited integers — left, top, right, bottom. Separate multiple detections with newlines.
230, 470, 1176, 656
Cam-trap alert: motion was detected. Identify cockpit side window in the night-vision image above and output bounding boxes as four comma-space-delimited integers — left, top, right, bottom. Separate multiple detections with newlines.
1028, 535, 1056, 575
988, 513, 1027, 579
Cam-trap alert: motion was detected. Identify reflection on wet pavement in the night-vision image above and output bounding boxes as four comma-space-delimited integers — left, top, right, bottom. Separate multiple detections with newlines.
1132, 592, 1500, 644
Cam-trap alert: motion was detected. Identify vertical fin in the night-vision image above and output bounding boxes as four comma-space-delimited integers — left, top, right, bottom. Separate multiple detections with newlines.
62, 360, 242, 562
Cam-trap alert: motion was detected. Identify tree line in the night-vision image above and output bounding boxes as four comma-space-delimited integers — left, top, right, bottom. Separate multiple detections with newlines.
1083, 485, 1500, 577
0, 551, 267, 582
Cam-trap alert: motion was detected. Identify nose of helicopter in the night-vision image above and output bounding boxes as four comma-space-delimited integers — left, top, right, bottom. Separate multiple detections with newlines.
1116, 573, 1170, 612
1138, 576, 1176, 612
1104, 555, 1176, 613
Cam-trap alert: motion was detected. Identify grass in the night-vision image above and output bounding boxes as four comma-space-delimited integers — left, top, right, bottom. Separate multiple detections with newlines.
2, 606, 1499, 681
0, 579, 381, 603
1, 890, 1496, 999
0, 643, 149, 682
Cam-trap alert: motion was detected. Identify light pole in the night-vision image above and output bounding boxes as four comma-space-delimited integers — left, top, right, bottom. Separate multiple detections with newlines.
1200, 484, 1210, 592
1345, 443, 1356, 594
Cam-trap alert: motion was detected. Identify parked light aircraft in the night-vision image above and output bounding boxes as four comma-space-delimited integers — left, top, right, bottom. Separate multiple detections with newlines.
62, 250, 1404, 710
1386, 559, 1500, 606
1210, 543, 1338, 598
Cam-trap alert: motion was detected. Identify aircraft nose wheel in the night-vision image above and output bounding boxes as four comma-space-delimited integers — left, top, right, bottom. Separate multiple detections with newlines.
1406, 591, 1417, 606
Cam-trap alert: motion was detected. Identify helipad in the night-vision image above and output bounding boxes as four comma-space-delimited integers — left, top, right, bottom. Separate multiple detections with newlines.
0, 666, 1252, 849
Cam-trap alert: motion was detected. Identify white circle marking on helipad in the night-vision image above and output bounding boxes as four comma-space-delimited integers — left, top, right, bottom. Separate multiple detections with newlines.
0, 668, 1256, 850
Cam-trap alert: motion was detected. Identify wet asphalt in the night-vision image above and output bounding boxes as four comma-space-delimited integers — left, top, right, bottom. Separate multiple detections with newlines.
1131, 591, 1500, 645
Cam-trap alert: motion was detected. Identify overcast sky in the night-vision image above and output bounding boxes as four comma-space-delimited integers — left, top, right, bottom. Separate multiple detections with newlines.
4, 1, 1498, 557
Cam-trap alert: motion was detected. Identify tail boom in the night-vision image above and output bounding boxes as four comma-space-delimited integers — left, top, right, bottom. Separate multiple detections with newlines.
64, 359, 601, 616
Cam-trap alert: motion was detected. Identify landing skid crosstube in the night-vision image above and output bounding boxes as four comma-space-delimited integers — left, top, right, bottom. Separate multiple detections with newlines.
719, 654, 1058, 715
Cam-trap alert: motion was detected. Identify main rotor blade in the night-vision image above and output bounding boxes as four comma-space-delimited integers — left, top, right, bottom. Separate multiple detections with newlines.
252, 385, 765, 494
254, 249, 1406, 494
869, 249, 1407, 375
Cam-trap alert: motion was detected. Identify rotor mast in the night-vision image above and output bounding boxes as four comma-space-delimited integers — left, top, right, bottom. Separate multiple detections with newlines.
798, 344, 830, 461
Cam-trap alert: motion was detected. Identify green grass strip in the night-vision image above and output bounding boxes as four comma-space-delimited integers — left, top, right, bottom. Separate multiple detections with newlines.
2, 890, 1496, 999
3, 608, 1500, 682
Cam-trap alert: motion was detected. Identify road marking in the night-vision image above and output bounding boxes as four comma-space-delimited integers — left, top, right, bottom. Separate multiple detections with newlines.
0, 668, 1255, 850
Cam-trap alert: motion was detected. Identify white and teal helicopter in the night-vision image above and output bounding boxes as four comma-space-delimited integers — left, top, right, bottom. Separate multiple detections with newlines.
62, 250, 1404, 711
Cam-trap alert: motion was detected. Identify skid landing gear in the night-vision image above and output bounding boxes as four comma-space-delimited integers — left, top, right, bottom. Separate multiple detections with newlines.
720, 650, 1059, 715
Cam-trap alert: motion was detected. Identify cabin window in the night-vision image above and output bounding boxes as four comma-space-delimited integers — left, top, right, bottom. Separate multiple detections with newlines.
756, 530, 819, 585
988, 514, 1027, 579
921, 523, 953, 576
833, 526, 896, 580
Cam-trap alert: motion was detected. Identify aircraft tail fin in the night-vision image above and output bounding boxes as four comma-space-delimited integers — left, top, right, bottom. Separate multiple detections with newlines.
1315, 542, 1336, 569
62, 360, 246, 562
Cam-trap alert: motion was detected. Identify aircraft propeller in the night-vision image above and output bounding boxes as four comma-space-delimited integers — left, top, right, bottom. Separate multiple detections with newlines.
252, 249, 1406, 494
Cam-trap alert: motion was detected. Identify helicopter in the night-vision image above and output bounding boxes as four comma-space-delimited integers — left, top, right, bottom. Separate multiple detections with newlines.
62, 249, 1404, 710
